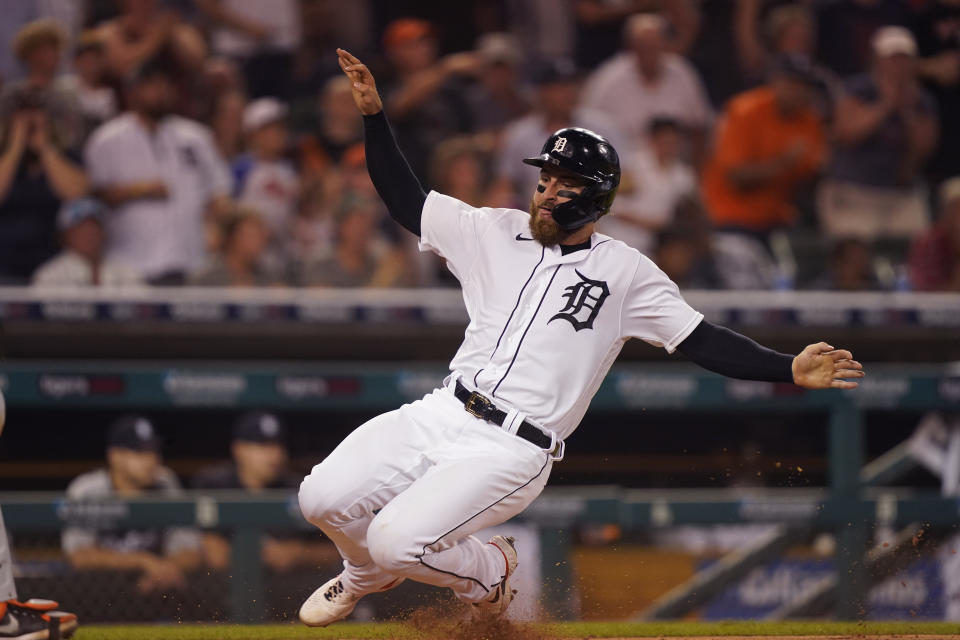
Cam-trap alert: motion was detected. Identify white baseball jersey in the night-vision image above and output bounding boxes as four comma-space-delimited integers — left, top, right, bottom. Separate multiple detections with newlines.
418, 191, 703, 440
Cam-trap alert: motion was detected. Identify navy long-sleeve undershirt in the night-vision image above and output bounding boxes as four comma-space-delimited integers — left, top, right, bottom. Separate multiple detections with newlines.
677, 320, 795, 383
363, 111, 426, 236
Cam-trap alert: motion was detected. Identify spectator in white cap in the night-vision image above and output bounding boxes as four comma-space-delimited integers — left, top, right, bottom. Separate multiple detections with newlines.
818, 25, 939, 240
31, 198, 142, 287
233, 97, 299, 251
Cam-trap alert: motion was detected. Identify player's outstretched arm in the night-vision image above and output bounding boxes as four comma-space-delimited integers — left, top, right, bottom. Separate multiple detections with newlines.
337, 48, 426, 236
790, 342, 864, 390
677, 321, 864, 389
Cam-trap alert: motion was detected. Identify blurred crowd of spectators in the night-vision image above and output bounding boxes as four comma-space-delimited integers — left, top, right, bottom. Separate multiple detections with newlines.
1, 0, 959, 292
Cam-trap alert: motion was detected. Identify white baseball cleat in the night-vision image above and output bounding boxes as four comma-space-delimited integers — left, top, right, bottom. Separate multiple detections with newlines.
299, 574, 404, 627
471, 535, 518, 618
299, 575, 360, 627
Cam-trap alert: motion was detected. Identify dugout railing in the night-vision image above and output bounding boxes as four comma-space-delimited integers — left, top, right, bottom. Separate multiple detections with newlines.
2, 364, 959, 621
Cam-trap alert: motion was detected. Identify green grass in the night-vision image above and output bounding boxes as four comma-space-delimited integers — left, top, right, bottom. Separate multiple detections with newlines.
75, 620, 960, 639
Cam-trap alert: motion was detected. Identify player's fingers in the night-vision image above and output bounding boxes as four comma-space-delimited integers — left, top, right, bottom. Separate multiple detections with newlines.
337, 55, 355, 76
827, 349, 853, 361
834, 369, 865, 379
344, 63, 374, 83
831, 359, 861, 372
337, 48, 362, 66
830, 379, 859, 389
808, 342, 834, 354
835, 359, 862, 370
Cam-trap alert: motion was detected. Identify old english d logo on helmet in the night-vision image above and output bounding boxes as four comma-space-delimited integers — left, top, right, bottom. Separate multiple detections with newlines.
522, 128, 621, 231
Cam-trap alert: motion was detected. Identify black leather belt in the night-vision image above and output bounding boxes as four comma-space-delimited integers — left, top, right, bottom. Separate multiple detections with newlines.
454, 380, 555, 451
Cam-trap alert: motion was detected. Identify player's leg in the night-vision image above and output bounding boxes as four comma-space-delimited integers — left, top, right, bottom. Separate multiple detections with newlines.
298, 396, 444, 595
364, 426, 552, 606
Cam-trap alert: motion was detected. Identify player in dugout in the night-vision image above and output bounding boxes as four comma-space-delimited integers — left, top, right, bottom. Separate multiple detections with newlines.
0, 389, 79, 639
294, 48, 865, 628
192, 412, 339, 571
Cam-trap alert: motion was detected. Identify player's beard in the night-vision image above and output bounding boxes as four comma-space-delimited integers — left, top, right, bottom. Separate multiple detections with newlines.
528, 199, 566, 247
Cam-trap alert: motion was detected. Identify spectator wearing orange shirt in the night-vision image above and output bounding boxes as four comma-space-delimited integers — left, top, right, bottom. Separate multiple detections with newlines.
701, 54, 826, 240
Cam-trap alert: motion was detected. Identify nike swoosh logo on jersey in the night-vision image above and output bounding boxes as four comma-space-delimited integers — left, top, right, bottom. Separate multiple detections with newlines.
0, 613, 19, 634
515, 234, 534, 241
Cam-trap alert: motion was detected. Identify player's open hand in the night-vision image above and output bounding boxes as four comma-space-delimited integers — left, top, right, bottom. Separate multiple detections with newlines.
791, 342, 864, 390
337, 48, 382, 116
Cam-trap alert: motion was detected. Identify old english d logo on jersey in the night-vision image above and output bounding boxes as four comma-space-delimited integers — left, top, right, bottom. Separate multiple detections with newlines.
549, 269, 610, 331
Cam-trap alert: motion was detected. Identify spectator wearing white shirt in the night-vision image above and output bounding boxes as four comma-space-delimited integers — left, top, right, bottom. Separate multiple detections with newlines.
32, 197, 142, 288
599, 116, 695, 254
84, 57, 232, 284
580, 13, 712, 159
233, 97, 299, 249
489, 58, 628, 208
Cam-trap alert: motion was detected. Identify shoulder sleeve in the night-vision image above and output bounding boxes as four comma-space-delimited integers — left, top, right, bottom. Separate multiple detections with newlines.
621, 254, 703, 352
417, 191, 505, 278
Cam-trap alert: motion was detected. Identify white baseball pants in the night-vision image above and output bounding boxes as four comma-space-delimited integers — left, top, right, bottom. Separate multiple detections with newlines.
298, 386, 553, 604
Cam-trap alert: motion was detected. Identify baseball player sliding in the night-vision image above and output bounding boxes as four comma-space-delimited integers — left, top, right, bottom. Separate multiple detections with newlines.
296, 48, 865, 627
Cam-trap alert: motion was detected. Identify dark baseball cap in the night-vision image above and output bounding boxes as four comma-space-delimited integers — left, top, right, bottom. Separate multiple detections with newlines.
232, 412, 287, 445
108, 415, 161, 452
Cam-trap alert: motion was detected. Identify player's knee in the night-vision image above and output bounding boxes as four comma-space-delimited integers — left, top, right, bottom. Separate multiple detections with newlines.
297, 467, 343, 526
366, 516, 416, 573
